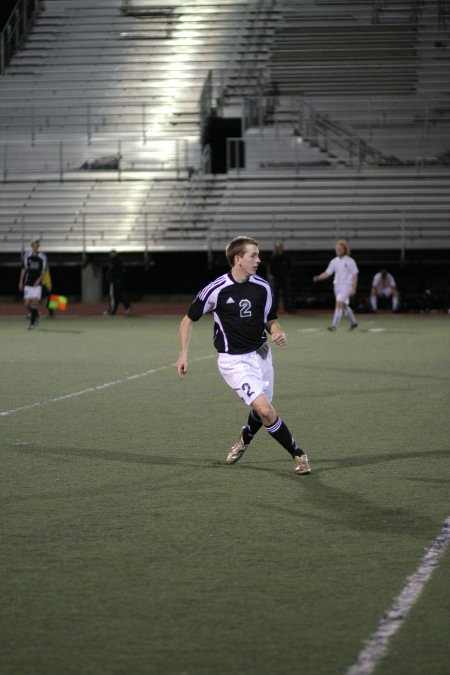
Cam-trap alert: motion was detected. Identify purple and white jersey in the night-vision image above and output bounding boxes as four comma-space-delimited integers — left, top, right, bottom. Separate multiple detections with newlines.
22, 250, 47, 286
187, 272, 277, 354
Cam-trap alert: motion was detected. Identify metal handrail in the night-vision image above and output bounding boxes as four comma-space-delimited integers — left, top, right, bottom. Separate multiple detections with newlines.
371, 0, 424, 24
199, 0, 276, 123
0, 0, 41, 75
242, 95, 450, 167
243, 96, 386, 166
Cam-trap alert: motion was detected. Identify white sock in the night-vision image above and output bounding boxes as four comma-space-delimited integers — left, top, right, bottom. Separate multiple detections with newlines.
332, 309, 343, 326
370, 296, 377, 311
393, 296, 399, 311
346, 307, 356, 324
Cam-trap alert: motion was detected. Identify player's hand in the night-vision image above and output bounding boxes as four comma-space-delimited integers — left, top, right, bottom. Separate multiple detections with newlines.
271, 330, 287, 347
176, 357, 188, 377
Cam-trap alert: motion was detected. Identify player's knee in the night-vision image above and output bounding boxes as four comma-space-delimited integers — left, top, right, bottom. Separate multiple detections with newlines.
252, 400, 276, 424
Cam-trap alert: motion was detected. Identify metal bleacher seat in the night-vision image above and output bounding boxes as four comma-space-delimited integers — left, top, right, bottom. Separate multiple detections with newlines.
0, 175, 226, 251
0, 0, 272, 252
207, 168, 450, 251
0, 0, 449, 257
213, 0, 450, 253
258, 0, 450, 164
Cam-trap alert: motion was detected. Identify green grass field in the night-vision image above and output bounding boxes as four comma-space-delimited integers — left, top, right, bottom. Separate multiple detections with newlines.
1, 313, 449, 675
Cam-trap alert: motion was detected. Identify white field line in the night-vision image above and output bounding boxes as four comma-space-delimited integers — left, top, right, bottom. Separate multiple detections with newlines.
0, 354, 214, 418
346, 516, 450, 675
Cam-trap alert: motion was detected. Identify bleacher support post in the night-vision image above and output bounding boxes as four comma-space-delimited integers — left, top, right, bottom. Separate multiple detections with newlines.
81, 261, 102, 303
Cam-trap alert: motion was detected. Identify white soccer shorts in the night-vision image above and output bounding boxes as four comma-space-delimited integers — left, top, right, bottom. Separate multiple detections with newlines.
217, 348, 274, 406
377, 287, 394, 298
24, 285, 42, 301
335, 284, 353, 305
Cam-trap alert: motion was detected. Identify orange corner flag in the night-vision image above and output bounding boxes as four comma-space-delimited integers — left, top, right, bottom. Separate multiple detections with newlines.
49, 294, 68, 311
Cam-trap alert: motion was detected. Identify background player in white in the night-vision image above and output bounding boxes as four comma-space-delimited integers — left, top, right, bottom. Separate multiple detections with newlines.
18, 237, 47, 329
370, 269, 399, 312
176, 235, 311, 475
313, 239, 358, 331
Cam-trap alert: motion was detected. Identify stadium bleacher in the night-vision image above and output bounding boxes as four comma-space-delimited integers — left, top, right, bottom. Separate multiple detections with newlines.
0, 0, 449, 301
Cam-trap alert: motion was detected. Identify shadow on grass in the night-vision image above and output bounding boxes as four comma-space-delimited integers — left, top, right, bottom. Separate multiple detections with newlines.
8, 443, 206, 467
36, 328, 84, 334
311, 447, 450, 472
254, 479, 440, 537
219, 448, 449, 536
7, 444, 447, 536
9, 443, 448, 474
302, 363, 450, 382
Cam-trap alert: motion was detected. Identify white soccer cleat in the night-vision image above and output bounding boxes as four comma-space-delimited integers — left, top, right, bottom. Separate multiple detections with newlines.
293, 454, 311, 475
226, 430, 249, 464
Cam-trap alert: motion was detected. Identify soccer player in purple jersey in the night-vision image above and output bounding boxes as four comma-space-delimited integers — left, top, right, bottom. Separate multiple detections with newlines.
176, 235, 311, 475
18, 237, 47, 330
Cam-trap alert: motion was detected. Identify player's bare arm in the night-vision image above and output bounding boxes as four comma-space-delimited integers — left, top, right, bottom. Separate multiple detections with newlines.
266, 319, 287, 346
351, 273, 358, 296
313, 271, 329, 282
176, 314, 194, 377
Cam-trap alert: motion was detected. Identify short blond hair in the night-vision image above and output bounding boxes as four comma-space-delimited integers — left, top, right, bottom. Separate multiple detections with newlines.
225, 236, 259, 267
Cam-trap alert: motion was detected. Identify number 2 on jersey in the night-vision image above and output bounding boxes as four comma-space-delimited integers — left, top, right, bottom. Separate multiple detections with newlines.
239, 299, 252, 317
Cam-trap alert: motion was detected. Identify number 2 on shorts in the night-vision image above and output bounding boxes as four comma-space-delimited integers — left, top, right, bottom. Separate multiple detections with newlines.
242, 382, 255, 398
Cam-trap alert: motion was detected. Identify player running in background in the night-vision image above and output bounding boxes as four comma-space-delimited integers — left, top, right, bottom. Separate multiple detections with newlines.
18, 237, 47, 330
176, 235, 311, 475
313, 239, 359, 331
